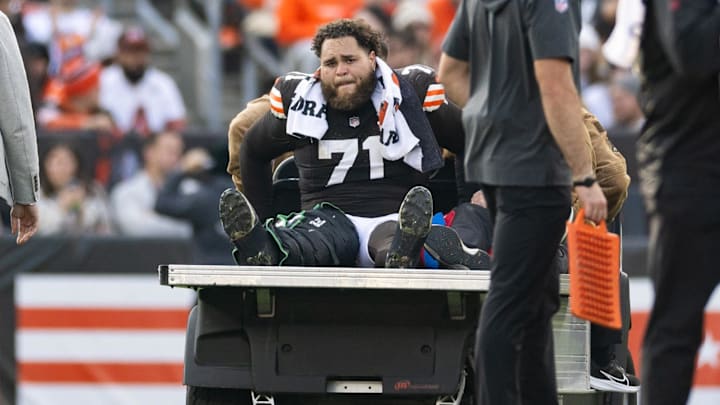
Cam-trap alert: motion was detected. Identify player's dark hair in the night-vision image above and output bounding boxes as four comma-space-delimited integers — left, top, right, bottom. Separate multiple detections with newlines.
311, 18, 385, 58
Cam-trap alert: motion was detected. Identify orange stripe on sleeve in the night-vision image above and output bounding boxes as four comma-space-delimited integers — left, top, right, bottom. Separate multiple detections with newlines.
423, 100, 445, 108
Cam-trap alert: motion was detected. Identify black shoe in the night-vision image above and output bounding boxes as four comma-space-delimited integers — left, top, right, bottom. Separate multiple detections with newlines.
590, 359, 641, 393
385, 186, 433, 268
219, 188, 280, 265
424, 225, 491, 270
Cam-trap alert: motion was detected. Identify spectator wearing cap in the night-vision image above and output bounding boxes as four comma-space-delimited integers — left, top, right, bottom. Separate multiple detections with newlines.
37, 57, 116, 132
99, 26, 187, 138
37, 56, 120, 187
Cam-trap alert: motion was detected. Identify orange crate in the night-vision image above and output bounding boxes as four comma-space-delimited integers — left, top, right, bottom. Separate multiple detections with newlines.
566, 209, 622, 330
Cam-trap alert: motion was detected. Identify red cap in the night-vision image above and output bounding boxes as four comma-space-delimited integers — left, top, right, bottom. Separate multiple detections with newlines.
62, 62, 101, 97
118, 26, 150, 51
42, 59, 101, 108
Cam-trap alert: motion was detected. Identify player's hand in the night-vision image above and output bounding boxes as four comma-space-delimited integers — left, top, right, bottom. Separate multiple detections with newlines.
10, 203, 39, 245
574, 183, 607, 224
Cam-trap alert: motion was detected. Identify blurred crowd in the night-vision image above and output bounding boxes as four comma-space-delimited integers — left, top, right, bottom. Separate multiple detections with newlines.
0, 0, 645, 264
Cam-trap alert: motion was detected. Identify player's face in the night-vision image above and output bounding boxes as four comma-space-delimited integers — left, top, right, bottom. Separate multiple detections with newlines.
319, 36, 377, 111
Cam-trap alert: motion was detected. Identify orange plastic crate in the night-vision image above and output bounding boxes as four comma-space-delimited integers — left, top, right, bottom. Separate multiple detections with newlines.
566, 209, 622, 330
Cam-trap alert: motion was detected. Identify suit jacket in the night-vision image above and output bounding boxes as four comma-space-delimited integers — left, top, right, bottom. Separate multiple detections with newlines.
0, 11, 39, 205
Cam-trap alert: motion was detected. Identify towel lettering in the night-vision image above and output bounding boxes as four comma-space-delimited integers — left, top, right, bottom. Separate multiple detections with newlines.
290, 97, 327, 119
382, 130, 400, 146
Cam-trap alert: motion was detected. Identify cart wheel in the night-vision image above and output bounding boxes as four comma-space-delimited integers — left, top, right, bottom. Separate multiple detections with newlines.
187, 386, 253, 405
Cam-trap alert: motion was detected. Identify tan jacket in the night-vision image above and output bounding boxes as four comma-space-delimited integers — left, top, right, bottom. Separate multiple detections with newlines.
227, 95, 275, 191
576, 108, 631, 222
227, 95, 453, 191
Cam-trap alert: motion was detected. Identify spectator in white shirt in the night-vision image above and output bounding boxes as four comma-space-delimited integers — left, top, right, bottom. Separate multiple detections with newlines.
110, 130, 192, 237
99, 26, 187, 137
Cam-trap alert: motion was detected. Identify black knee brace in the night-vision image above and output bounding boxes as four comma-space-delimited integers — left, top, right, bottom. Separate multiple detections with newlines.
265, 203, 359, 266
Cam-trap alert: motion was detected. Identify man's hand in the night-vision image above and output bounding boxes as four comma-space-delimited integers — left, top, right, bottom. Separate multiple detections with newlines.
10, 203, 39, 245
471, 190, 488, 208
181, 148, 212, 174
574, 183, 608, 223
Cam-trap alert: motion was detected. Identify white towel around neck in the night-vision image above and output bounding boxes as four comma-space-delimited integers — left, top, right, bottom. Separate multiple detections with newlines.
285, 57, 423, 171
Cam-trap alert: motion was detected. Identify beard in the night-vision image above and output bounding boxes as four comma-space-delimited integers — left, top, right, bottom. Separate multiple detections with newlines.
321, 72, 377, 111
122, 65, 147, 84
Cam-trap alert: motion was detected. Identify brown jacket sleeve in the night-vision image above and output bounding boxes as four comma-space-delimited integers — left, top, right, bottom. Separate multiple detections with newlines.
573, 109, 631, 222
227, 95, 271, 191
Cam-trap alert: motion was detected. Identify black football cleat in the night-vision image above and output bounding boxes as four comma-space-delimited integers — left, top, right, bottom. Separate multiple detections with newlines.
219, 188, 280, 265
385, 186, 433, 268
424, 225, 491, 270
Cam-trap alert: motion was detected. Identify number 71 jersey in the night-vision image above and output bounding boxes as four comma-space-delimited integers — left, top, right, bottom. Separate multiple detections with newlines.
267, 65, 454, 216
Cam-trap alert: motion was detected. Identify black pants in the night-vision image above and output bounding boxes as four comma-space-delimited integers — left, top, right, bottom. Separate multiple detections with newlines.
476, 186, 570, 405
641, 211, 720, 405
